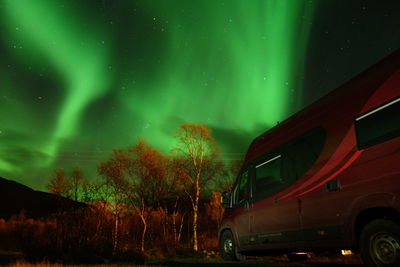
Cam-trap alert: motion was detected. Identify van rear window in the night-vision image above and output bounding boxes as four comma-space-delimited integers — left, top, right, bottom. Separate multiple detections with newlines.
283, 127, 325, 181
355, 97, 400, 149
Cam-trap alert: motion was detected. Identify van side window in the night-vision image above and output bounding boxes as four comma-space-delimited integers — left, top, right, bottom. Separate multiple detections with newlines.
232, 183, 239, 206
284, 127, 325, 181
254, 155, 282, 200
355, 97, 400, 149
238, 171, 249, 204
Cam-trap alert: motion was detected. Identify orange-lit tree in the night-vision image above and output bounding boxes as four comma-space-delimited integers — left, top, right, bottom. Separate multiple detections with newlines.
46, 168, 70, 198
173, 123, 223, 252
98, 140, 168, 253
46, 166, 90, 202
127, 140, 169, 253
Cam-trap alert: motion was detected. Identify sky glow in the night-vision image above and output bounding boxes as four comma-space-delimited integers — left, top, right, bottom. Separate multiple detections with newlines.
0, 0, 398, 189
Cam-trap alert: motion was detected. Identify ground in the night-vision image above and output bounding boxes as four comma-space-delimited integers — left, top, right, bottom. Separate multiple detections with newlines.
148, 255, 363, 266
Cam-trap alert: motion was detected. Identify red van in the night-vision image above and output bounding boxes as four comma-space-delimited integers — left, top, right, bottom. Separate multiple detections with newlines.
219, 49, 400, 267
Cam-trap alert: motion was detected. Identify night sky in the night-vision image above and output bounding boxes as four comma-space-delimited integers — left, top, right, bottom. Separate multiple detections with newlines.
1, 0, 399, 190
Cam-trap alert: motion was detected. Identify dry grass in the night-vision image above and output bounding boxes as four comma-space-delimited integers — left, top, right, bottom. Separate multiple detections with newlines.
5, 261, 162, 267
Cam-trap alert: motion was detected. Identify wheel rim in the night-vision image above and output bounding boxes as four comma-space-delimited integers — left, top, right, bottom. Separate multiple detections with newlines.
370, 233, 400, 264
223, 237, 233, 255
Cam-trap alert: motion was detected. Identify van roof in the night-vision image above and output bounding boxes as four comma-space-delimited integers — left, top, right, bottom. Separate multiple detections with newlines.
245, 49, 400, 163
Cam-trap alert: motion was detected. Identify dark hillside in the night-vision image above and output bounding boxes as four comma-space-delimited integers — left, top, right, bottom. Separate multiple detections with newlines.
0, 177, 85, 219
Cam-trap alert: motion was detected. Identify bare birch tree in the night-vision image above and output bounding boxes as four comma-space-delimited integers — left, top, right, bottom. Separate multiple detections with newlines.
126, 140, 168, 253
46, 168, 70, 197
70, 165, 85, 201
98, 140, 167, 253
173, 123, 223, 252
97, 151, 127, 252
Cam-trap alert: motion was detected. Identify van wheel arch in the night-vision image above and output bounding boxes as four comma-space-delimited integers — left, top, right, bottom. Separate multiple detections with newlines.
355, 207, 400, 243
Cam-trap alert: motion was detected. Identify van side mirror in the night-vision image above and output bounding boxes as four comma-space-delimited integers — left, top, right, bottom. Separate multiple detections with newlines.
221, 191, 231, 209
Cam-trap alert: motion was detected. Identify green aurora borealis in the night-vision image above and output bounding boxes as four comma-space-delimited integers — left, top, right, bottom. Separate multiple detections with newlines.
1, 0, 399, 189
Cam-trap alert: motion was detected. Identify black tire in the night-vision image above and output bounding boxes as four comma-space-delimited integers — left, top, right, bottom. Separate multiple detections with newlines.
360, 219, 400, 267
220, 230, 246, 261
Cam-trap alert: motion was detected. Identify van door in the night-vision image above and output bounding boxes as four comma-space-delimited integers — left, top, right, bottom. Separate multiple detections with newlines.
250, 154, 301, 247
231, 169, 253, 248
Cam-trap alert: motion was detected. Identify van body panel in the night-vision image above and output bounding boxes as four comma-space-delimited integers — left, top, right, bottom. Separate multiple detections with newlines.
251, 195, 300, 246
219, 49, 400, 255
223, 206, 252, 248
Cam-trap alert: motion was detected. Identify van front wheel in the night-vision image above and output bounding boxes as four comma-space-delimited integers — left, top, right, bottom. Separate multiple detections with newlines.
360, 219, 400, 267
220, 230, 246, 261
